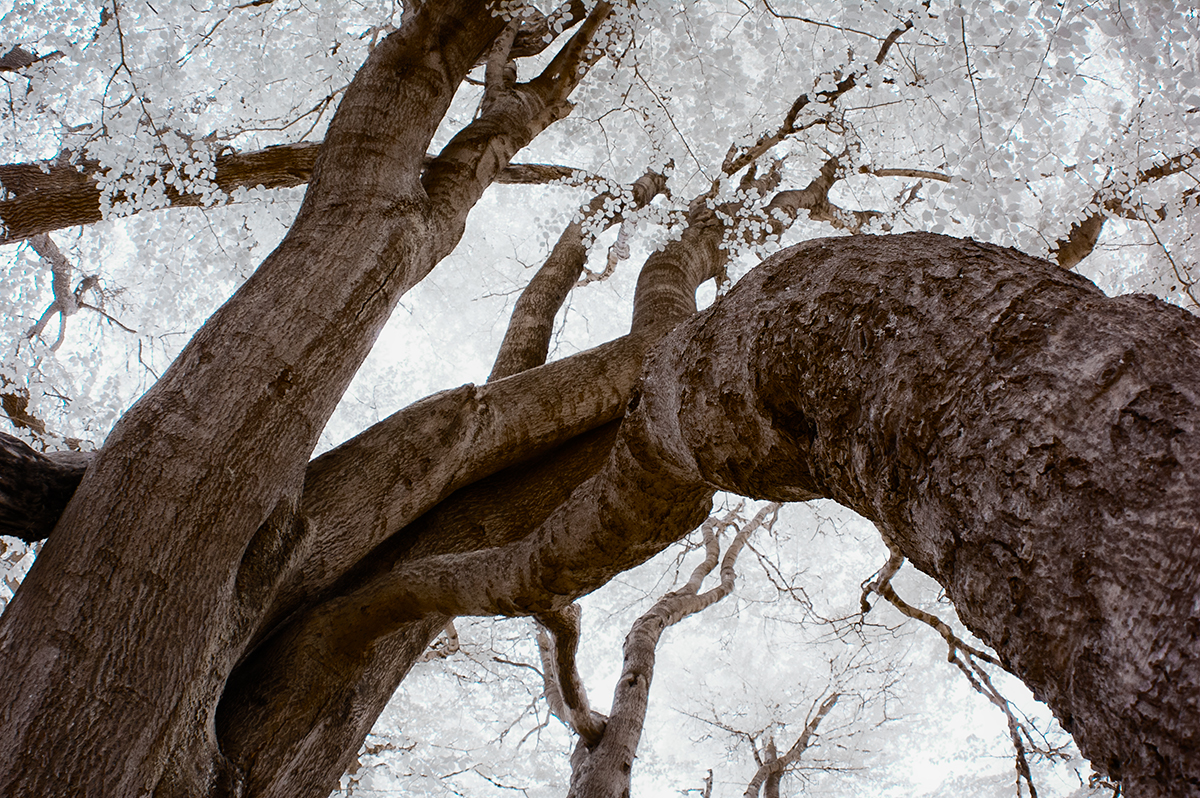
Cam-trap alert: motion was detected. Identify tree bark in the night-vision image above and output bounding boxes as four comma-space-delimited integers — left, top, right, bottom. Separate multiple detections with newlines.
0, 432, 91, 541
0, 145, 577, 246
565, 505, 769, 798
0, 5, 510, 795
318, 231, 1200, 796
616, 231, 1200, 797
5, 221, 1200, 795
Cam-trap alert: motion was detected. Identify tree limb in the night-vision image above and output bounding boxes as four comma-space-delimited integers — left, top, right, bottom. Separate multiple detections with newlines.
721, 16, 915, 177
566, 503, 772, 797
0, 432, 93, 542
536, 604, 606, 746
489, 168, 667, 381
0, 145, 582, 245
743, 692, 839, 798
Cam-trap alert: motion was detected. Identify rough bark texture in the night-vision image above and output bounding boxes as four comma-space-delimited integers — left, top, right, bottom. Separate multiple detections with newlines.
0, 5, 510, 796
5, 214, 1200, 796
617, 232, 1200, 797
1, 1, 1198, 792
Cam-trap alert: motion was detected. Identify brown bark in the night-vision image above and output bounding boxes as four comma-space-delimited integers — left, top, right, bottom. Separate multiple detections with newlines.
742, 693, 839, 798
0, 4, 511, 795
212, 154, 732, 793
614, 232, 1200, 796
0, 145, 578, 246
186, 7, 621, 795
566, 505, 770, 798
0, 432, 91, 542
0, 3, 1196, 794
4, 216, 1199, 797
489, 169, 667, 382
305, 231, 1200, 796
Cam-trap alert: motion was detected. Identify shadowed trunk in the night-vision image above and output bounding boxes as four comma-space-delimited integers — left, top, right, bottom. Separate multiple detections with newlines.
4, 226, 1200, 796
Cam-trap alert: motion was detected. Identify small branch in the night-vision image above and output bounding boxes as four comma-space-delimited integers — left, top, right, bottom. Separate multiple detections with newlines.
26, 234, 84, 350
949, 650, 1039, 798
722, 16, 915, 177
859, 548, 904, 612
535, 604, 606, 746
0, 45, 63, 72
762, 152, 885, 238
859, 165, 951, 182
870, 567, 1001, 666
1138, 200, 1200, 309
862, 552, 1039, 795
743, 692, 840, 798
1051, 146, 1199, 269
24, 235, 126, 350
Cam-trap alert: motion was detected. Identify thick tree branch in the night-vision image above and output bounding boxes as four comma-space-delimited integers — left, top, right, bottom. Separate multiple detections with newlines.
766, 153, 884, 235
422, 2, 614, 257
314, 231, 1200, 796
0, 432, 92, 542
507, 1, 590, 60
0, 145, 581, 245
213, 190, 733, 785
481, 22, 520, 116
618, 232, 1200, 796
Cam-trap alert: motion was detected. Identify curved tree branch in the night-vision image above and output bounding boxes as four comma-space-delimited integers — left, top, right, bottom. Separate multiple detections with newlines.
743, 692, 839, 798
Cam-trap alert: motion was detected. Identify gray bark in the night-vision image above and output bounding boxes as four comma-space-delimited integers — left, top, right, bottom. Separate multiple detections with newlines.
621, 232, 1200, 797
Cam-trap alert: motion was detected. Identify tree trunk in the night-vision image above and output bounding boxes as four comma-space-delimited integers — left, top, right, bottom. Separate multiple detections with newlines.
4, 225, 1200, 795
0, 4, 509, 795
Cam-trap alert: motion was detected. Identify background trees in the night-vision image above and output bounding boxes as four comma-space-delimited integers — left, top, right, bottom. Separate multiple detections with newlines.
0, 1, 1197, 796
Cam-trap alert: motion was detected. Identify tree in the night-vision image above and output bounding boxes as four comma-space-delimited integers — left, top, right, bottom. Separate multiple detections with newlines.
0, 1, 1198, 797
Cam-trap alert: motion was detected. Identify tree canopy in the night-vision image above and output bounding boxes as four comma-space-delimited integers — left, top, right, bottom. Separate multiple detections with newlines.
0, 1, 1198, 797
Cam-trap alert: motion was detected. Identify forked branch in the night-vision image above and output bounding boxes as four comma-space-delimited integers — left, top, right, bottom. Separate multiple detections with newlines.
742, 692, 840, 798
